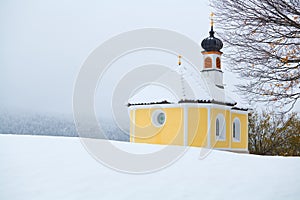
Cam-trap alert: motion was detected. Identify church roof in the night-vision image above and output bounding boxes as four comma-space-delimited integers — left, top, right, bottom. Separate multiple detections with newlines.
127, 66, 245, 109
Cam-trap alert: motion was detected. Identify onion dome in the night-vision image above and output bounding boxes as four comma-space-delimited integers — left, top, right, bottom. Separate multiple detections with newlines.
201, 26, 223, 52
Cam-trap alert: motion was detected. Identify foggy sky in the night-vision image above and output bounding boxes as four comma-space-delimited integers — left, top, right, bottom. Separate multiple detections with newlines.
1, 0, 298, 115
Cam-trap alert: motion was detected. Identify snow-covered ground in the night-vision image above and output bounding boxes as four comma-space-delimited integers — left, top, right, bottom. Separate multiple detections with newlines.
1, 134, 300, 200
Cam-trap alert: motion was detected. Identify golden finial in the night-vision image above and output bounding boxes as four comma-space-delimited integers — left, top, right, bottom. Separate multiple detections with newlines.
178, 55, 182, 66
210, 12, 214, 27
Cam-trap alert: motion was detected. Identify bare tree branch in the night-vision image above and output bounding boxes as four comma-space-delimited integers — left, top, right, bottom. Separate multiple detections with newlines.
211, 0, 300, 112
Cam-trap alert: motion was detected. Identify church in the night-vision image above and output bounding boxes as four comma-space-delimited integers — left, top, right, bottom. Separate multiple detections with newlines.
127, 22, 249, 153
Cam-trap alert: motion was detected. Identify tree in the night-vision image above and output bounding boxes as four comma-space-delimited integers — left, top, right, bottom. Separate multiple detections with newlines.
211, 0, 300, 112
248, 110, 300, 156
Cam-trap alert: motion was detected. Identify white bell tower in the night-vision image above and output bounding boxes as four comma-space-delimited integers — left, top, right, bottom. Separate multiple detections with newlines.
200, 13, 224, 88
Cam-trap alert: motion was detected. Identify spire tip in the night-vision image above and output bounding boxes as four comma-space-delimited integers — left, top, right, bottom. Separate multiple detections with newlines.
210, 12, 214, 27
178, 55, 182, 66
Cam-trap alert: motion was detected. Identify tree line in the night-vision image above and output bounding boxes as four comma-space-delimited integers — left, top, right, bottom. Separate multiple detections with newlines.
248, 110, 300, 156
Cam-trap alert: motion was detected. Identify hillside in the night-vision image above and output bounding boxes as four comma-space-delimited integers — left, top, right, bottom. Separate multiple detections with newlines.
0, 134, 299, 200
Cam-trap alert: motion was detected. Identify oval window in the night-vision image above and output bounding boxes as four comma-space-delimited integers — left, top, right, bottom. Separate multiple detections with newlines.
152, 110, 166, 127
157, 112, 165, 125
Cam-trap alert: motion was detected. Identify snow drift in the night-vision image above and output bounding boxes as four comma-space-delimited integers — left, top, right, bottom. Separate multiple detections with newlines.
0, 134, 299, 200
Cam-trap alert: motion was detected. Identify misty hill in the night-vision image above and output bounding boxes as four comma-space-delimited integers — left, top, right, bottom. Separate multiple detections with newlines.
0, 112, 128, 141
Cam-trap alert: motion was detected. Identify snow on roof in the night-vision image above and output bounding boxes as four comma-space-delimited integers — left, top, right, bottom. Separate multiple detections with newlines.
128, 64, 244, 107
128, 66, 212, 104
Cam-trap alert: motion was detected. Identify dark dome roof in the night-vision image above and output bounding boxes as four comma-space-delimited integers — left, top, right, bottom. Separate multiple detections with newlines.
201, 26, 223, 52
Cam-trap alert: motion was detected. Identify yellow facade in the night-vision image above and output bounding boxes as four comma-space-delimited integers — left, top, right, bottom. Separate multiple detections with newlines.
131, 107, 184, 145
231, 111, 248, 149
129, 104, 248, 153
187, 107, 208, 147
210, 108, 231, 149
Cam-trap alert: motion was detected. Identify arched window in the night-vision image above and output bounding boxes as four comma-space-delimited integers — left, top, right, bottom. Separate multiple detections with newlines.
216, 114, 226, 140
232, 118, 241, 141
204, 57, 212, 68
216, 119, 220, 136
216, 57, 221, 69
233, 122, 236, 138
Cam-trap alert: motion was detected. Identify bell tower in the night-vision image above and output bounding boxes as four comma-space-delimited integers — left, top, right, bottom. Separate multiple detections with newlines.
201, 13, 224, 88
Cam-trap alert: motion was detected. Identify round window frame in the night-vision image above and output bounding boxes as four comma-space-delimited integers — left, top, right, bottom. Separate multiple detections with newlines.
151, 109, 166, 127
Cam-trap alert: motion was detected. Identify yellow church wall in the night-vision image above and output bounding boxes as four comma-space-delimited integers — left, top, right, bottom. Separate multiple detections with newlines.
231, 112, 248, 149
210, 108, 231, 148
129, 109, 134, 142
129, 104, 248, 152
132, 107, 184, 145
187, 107, 208, 147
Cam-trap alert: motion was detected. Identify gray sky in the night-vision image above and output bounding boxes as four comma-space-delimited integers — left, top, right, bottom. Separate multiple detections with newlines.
1, 0, 299, 115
